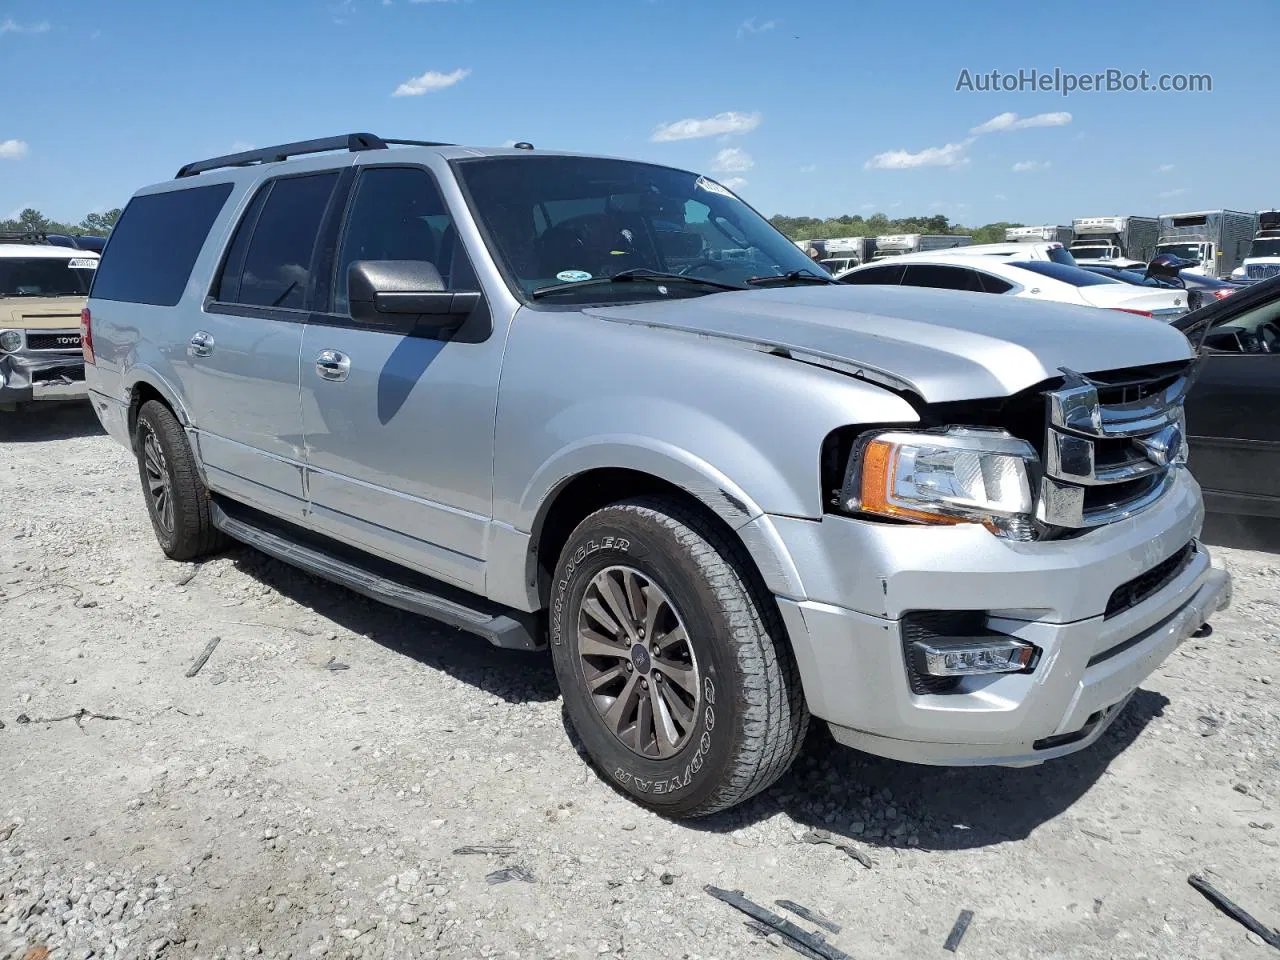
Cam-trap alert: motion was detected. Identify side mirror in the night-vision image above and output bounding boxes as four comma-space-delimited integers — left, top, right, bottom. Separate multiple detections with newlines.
348, 260, 481, 329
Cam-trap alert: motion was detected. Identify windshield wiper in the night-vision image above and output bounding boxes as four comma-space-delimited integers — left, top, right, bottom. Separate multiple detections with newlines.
744, 270, 840, 287
530, 268, 746, 299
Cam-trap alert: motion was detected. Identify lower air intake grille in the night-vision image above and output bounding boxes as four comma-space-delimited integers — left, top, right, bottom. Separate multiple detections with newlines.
1104, 542, 1195, 619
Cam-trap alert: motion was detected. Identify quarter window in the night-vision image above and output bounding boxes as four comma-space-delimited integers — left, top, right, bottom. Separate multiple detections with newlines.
901, 264, 982, 292
841, 263, 905, 285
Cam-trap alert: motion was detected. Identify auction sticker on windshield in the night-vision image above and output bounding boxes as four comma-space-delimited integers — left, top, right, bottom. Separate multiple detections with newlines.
68, 258, 99, 270
556, 270, 592, 282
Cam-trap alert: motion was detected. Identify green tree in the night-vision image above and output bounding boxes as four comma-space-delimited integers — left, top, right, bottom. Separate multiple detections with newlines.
79, 209, 122, 236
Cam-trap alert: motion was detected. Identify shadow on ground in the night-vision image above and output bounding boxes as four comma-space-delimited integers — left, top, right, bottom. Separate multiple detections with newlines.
216, 537, 1169, 852
224, 545, 559, 705
1200, 513, 1280, 555
0, 402, 103, 442
696, 688, 1170, 851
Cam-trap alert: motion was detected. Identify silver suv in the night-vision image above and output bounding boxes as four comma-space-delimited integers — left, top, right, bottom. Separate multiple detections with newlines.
85, 133, 1230, 817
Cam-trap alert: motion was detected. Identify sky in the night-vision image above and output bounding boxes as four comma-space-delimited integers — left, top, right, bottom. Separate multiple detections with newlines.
1, 0, 1275, 228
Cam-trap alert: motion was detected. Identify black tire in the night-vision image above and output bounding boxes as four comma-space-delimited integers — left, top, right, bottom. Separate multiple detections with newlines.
134, 400, 226, 561
549, 496, 808, 818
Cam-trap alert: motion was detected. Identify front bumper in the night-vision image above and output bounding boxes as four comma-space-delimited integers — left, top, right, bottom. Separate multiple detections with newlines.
768, 467, 1232, 766
0, 351, 88, 406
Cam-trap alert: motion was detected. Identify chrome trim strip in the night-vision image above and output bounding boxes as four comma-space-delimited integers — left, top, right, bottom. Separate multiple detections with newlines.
1037, 471, 1176, 528
1046, 431, 1161, 486
1049, 368, 1190, 439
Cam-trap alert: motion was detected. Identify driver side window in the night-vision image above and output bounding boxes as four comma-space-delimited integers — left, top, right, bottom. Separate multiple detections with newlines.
332, 166, 476, 316
1203, 299, 1280, 355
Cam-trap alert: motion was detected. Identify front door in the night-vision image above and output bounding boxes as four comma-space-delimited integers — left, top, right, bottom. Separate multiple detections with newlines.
1185, 296, 1280, 515
299, 164, 503, 592
184, 170, 344, 519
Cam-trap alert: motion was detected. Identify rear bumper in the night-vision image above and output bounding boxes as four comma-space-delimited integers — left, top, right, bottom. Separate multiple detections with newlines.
88, 388, 133, 447
0, 352, 87, 406
768, 467, 1232, 766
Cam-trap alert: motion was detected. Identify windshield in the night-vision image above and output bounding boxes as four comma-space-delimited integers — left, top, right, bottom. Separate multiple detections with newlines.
0, 256, 96, 297
1156, 243, 1204, 262
1249, 238, 1280, 259
455, 156, 824, 302
1010, 261, 1122, 287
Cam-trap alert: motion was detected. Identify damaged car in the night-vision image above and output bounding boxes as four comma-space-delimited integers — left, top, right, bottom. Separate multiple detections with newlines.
0, 234, 98, 412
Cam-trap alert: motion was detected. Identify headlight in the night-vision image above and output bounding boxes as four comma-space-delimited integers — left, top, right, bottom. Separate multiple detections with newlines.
0, 329, 21, 353
841, 427, 1039, 540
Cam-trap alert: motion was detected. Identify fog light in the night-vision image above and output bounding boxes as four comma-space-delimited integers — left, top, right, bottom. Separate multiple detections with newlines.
910, 639, 1037, 677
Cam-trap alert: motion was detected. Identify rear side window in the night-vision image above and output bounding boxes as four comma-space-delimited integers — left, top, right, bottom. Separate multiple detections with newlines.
976, 272, 1014, 294
841, 263, 905, 285
901, 264, 982, 292
215, 172, 339, 310
90, 183, 232, 306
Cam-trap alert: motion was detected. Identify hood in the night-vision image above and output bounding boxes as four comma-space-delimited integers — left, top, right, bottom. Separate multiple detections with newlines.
1077, 285, 1187, 315
3, 295, 87, 331
585, 285, 1194, 403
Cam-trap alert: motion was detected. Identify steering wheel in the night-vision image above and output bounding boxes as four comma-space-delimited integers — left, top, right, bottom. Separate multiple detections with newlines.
677, 258, 731, 276
1258, 321, 1280, 353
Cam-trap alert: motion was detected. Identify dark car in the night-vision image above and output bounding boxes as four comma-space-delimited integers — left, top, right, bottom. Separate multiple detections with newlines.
1175, 274, 1280, 518
1082, 263, 1244, 312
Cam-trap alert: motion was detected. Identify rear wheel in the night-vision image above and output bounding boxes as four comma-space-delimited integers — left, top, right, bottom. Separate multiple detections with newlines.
134, 400, 226, 561
549, 496, 808, 817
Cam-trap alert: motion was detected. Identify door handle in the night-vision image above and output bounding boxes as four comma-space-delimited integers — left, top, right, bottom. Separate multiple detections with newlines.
188, 331, 215, 358
315, 349, 351, 382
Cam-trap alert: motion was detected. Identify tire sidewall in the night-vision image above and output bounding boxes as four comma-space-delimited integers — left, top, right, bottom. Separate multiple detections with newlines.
549, 507, 741, 815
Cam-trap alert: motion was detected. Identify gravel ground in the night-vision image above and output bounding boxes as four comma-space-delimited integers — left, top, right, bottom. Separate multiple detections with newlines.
2, 405, 1277, 960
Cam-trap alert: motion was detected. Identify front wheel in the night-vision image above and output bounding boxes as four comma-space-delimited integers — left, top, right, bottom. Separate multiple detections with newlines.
549, 496, 808, 817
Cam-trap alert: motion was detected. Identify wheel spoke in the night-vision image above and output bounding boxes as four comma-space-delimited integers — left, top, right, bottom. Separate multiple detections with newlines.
654, 659, 698, 696
578, 629, 629, 661
602, 672, 641, 735
598, 574, 639, 642
658, 680, 696, 730
623, 569, 646, 627
585, 663, 627, 693
653, 624, 687, 653
642, 587, 668, 643
650, 684, 680, 757
633, 687, 654, 754
582, 596, 624, 639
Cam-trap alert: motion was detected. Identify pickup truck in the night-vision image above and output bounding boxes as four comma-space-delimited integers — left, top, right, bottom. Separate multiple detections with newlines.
84, 133, 1231, 816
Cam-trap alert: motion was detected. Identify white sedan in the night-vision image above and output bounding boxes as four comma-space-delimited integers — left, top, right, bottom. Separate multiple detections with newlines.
837, 253, 1187, 319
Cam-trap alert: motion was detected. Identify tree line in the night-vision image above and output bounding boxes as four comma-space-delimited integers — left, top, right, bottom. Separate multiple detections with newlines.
769, 213, 1023, 245
1, 207, 123, 238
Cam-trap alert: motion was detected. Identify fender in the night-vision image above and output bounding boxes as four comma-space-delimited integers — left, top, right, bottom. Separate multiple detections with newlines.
124, 364, 195, 429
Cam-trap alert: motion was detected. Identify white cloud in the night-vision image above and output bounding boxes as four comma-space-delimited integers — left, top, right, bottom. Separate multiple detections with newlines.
737, 17, 777, 38
799, 164, 817, 174
970, 111, 1072, 135
1158, 187, 1188, 199
392, 67, 470, 97
651, 111, 762, 142
711, 147, 753, 173
1156, 163, 1175, 173
719, 177, 748, 191
994, 193, 1008, 201
0, 19, 50, 36
865, 138, 972, 170
1011, 159, 1051, 173
0, 139, 29, 160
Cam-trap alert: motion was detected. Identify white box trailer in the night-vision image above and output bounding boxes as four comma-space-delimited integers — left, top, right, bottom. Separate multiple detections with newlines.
1156, 210, 1257, 279
1069, 216, 1159, 265
1006, 225, 1072, 244
818, 236, 870, 274
871, 234, 972, 260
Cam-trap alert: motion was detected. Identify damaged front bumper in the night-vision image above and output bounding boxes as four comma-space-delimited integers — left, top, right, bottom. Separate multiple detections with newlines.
0, 351, 88, 407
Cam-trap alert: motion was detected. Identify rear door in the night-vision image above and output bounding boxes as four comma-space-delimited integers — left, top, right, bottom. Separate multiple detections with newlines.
184, 169, 346, 519
1184, 296, 1280, 514
297, 163, 501, 592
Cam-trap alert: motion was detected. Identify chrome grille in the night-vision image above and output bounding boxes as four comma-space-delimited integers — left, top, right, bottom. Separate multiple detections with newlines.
1038, 365, 1190, 529
1246, 263, 1280, 281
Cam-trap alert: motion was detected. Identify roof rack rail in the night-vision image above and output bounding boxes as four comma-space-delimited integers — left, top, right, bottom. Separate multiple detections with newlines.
0, 231, 51, 244
174, 133, 454, 179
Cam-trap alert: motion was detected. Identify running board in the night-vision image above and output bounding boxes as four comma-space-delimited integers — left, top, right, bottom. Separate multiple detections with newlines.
210, 501, 542, 651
